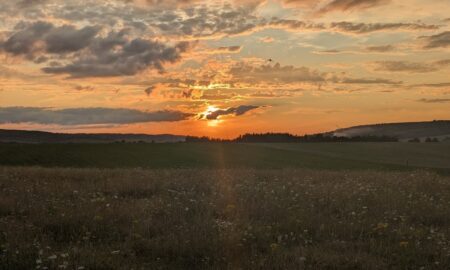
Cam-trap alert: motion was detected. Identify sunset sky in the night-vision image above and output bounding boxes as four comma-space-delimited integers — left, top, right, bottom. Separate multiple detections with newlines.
0, 0, 449, 138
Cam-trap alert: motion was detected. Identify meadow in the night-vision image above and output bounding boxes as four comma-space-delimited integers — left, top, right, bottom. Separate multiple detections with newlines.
0, 142, 449, 269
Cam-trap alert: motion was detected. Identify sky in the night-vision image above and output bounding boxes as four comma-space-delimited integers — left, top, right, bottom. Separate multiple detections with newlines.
0, 0, 449, 138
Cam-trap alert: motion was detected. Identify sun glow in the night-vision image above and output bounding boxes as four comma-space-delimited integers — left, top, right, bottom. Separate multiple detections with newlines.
190, 83, 231, 90
201, 105, 222, 127
205, 105, 219, 114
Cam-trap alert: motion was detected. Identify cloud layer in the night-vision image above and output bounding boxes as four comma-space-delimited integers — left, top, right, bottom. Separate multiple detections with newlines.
202, 105, 260, 120
0, 107, 193, 125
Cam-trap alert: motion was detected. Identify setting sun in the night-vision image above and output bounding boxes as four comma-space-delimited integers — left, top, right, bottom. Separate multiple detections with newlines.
201, 105, 222, 127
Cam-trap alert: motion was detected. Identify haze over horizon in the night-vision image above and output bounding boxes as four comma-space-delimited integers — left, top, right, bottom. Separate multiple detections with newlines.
1, 0, 449, 138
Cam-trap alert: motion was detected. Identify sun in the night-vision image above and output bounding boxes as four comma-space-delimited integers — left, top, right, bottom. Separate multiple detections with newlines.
201, 105, 222, 127
205, 105, 219, 114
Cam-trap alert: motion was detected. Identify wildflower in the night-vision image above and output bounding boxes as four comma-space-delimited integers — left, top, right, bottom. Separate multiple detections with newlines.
270, 243, 279, 251
375, 223, 389, 231
226, 204, 236, 211
399, 241, 408, 247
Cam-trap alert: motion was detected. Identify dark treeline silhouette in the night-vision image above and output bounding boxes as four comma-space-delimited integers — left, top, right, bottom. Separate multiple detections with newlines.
185, 133, 399, 143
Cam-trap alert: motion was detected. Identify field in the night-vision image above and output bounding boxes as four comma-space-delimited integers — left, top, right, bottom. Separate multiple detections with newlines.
1, 142, 450, 172
0, 143, 449, 269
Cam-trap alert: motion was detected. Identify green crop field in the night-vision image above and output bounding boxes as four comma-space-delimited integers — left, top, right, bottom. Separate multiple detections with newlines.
1, 143, 449, 269
1, 142, 449, 172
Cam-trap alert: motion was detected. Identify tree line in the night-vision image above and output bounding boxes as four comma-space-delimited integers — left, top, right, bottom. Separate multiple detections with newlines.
185, 133, 399, 143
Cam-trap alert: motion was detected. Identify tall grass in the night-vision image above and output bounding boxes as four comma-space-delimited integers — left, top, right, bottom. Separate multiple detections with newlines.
0, 167, 449, 269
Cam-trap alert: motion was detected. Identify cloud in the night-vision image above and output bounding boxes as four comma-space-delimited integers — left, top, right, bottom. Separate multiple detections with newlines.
260, 36, 274, 43
198, 92, 237, 100
42, 36, 190, 78
202, 105, 260, 120
206, 46, 242, 54
317, 0, 391, 14
267, 19, 325, 31
417, 98, 450, 103
372, 60, 450, 73
412, 82, 450, 88
44, 25, 101, 54
73, 85, 95, 91
0, 107, 193, 125
151, 4, 261, 38
1, 21, 101, 59
124, 0, 202, 8
229, 62, 327, 84
144, 86, 156, 95
1, 22, 191, 78
339, 77, 401, 84
16, 0, 47, 7
365, 45, 395, 52
421, 31, 450, 49
330, 21, 438, 34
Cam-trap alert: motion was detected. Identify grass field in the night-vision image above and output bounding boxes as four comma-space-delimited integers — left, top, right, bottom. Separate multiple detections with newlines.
0, 143, 449, 269
1, 142, 449, 172
0, 167, 449, 269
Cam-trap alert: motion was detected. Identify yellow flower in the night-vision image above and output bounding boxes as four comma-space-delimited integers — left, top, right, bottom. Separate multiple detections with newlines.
399, 241, 408, 247
270, 243, 279, 251
226, 204, 236, 211
375, 223, 389, 231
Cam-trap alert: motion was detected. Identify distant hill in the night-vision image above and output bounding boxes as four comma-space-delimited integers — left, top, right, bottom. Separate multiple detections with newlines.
331, 120, 450, 141
1, 120, 449, 144
0, 129, 186, 143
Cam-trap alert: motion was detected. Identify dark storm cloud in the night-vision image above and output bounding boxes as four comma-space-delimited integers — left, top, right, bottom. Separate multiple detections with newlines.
0, 107, 193, 125
421, 31, 450, 49
203, 105, 260, 120
331, 22, 438, 34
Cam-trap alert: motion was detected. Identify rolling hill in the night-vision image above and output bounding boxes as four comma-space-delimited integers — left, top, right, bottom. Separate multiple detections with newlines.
331, 120, 450, 141
0, 129, 185, 143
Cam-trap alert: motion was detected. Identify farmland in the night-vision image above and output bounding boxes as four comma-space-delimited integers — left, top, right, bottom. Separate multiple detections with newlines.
1, 142, 449, 172
0, 142, 449, 269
